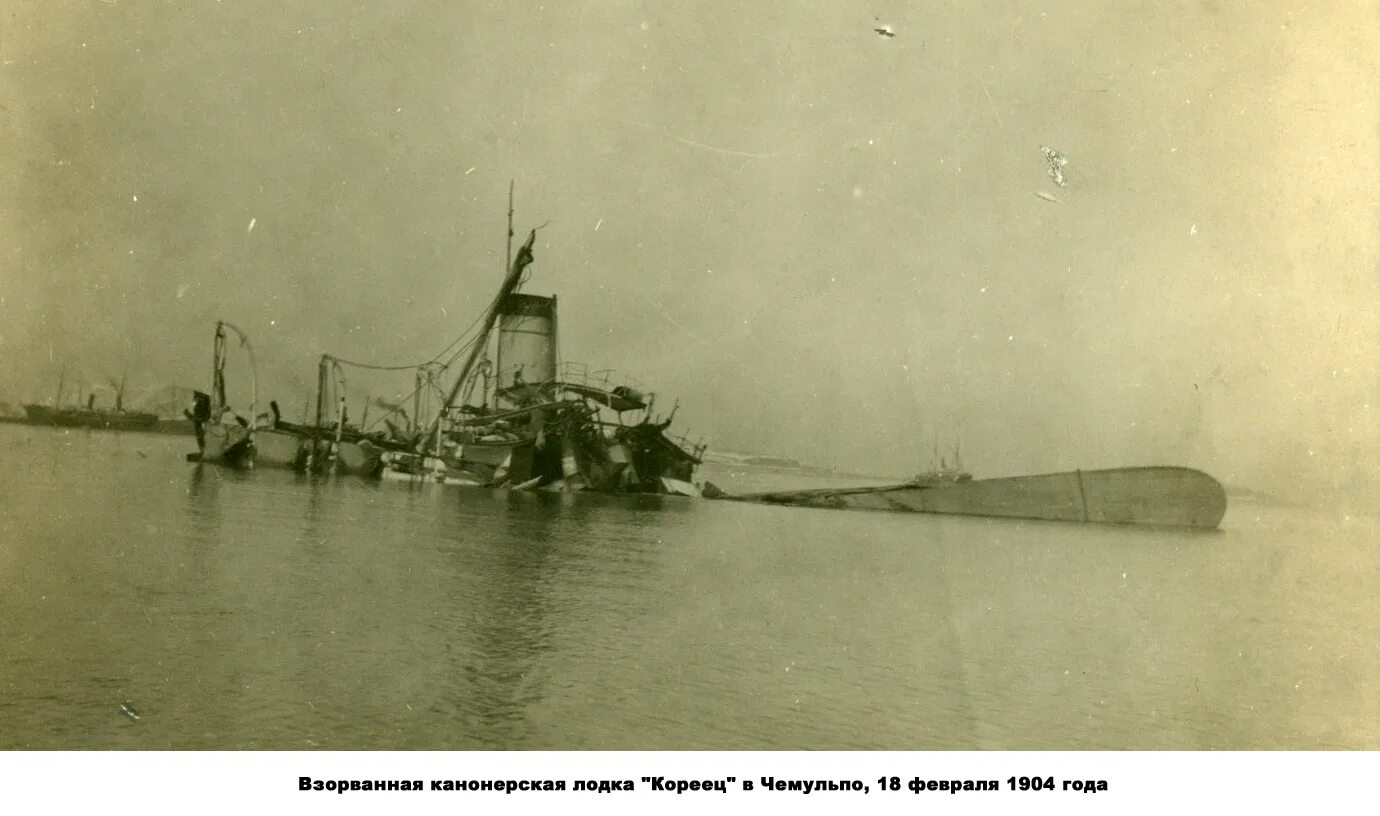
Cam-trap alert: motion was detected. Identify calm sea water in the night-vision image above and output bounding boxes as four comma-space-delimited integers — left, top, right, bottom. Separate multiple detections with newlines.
1, 424, 1375, 750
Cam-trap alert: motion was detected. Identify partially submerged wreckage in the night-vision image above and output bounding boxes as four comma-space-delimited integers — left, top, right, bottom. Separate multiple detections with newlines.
720, 443, 1226, 529
725, 466, 1228, 529
184, 196, 1226, 529
188, 225, 705, 496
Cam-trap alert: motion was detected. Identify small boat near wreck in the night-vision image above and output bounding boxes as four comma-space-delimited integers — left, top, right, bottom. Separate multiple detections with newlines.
718, 466, 1228, 530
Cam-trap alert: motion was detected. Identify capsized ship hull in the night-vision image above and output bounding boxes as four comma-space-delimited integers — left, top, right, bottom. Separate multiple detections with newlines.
723, 466, 1228, 529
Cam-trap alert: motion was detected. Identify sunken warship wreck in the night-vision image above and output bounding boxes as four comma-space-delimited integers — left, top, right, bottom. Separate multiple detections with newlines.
188, 225, 706, 496
183, 195, 1225, 529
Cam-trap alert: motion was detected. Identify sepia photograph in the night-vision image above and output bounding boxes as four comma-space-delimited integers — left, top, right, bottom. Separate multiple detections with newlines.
1, 0, 1375, 765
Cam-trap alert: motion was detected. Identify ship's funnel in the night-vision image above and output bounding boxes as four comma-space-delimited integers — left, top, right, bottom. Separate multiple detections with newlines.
495, 293, 557, 408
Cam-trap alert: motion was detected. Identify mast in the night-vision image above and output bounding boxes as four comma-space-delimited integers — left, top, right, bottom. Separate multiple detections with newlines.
494, 179, 514, 413
505, 180, 514, 276
551, 294, 560, 379
218, 321, 258, 426
212, 323, 226, 415
412, 368, 422, 434
332, 362, 345, 472
313, 355, 328, 465
55, 364, 66, 408
425, 227, 538, 446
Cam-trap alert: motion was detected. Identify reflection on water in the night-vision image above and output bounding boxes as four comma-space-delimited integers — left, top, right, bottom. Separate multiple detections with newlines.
0, 425, 1376, 749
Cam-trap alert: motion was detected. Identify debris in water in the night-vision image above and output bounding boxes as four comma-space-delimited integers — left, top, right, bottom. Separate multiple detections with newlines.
119, 702, 140, 721
1035, 191, 1060, 203
247, 217, 256, 233
1040, 145, 1068, 187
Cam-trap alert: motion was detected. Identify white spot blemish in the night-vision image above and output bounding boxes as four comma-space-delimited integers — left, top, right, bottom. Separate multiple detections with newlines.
247, 217, 256, 233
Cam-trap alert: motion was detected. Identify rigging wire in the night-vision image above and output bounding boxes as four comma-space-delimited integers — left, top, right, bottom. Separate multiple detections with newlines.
352, 328, 482, 435
323, 273, 509, 373
314, 221, 545, 434
319, 282, 502, 433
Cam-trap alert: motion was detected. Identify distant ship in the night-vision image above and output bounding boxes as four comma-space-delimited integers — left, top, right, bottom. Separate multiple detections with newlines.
909, 439, 972, 486
22, 368, 158, 431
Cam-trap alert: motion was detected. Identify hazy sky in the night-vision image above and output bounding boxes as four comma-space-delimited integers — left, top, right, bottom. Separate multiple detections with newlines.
2, 1, 1375, 504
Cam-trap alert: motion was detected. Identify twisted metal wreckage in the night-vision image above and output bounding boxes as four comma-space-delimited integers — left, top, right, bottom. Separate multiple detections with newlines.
188, 216, 706, 496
